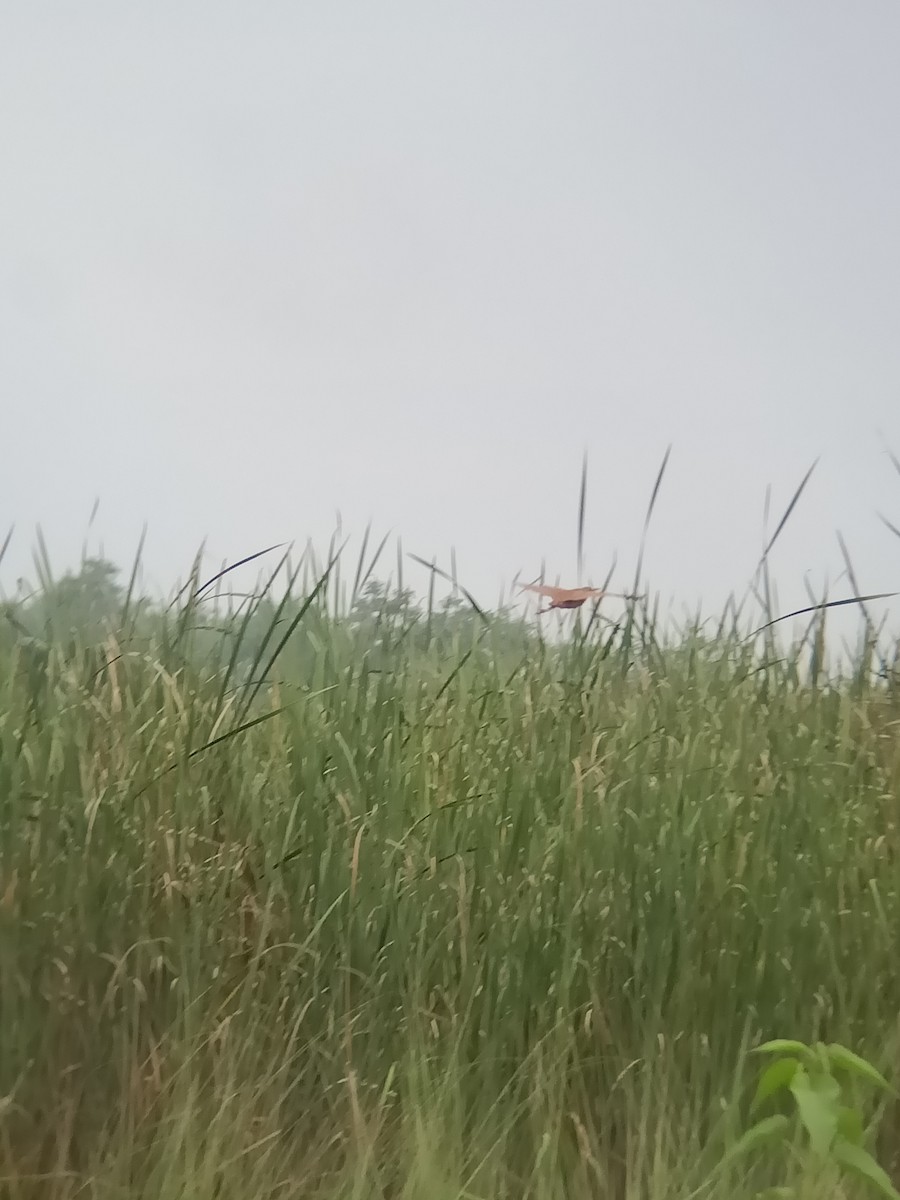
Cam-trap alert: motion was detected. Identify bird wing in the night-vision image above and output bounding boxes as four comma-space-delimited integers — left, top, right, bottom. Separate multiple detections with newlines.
519, 582, 567, 599
520, 583, 608, 601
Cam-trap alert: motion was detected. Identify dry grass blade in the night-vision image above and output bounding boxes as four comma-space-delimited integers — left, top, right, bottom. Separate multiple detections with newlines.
237, 547, 344, 722
0, 524, 14, 572
186, 707, 290, 759
836, 530, 874, 631
749, 592, 898, 637
351, 527, 391, 609
193, 544, 287, 601
835, 531, 893, 678
408, 552, 489, 624
577, 450, 588, 585
631, 444, 671, 599
32, 524, 54, 592
120, 526, 147, 627
759, 458, 818, 563
132, 706, 290, 798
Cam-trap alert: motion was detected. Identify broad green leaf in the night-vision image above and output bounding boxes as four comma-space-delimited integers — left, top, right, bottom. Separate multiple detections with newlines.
719, 1114, 791, 1169
826, 1044, 896, 1095
756, 1189, 795, 1199
831, 1137, 900, 1200
789, 1068, 839, 1156
754, 1040, 815, 1064
836, 1105, 864, 1146
752, 1058, 801, 1112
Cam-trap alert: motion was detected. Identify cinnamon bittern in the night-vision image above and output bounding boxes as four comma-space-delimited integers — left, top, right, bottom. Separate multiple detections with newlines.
519, 582, 637, 614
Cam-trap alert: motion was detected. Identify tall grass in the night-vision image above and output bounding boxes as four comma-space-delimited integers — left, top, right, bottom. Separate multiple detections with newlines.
1, 537, 899, 1199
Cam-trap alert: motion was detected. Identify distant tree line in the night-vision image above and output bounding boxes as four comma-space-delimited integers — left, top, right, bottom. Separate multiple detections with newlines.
1, 557, 537, 680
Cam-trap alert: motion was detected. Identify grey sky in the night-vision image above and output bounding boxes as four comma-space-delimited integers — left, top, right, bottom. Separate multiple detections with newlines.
2, 2, 900, 633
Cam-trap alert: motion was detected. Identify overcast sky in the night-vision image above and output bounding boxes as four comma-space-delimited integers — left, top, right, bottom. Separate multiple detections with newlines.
2, 2, 900, 634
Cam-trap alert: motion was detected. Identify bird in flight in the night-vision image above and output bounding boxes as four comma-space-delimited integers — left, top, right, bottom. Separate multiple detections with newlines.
519, 582, 638, 614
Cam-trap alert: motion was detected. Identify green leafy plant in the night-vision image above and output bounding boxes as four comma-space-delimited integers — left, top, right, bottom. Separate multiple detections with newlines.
722, 1039, 899, 1198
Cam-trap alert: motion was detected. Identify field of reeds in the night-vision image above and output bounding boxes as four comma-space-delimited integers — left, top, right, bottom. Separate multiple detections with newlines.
1, 524, 900, 1199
